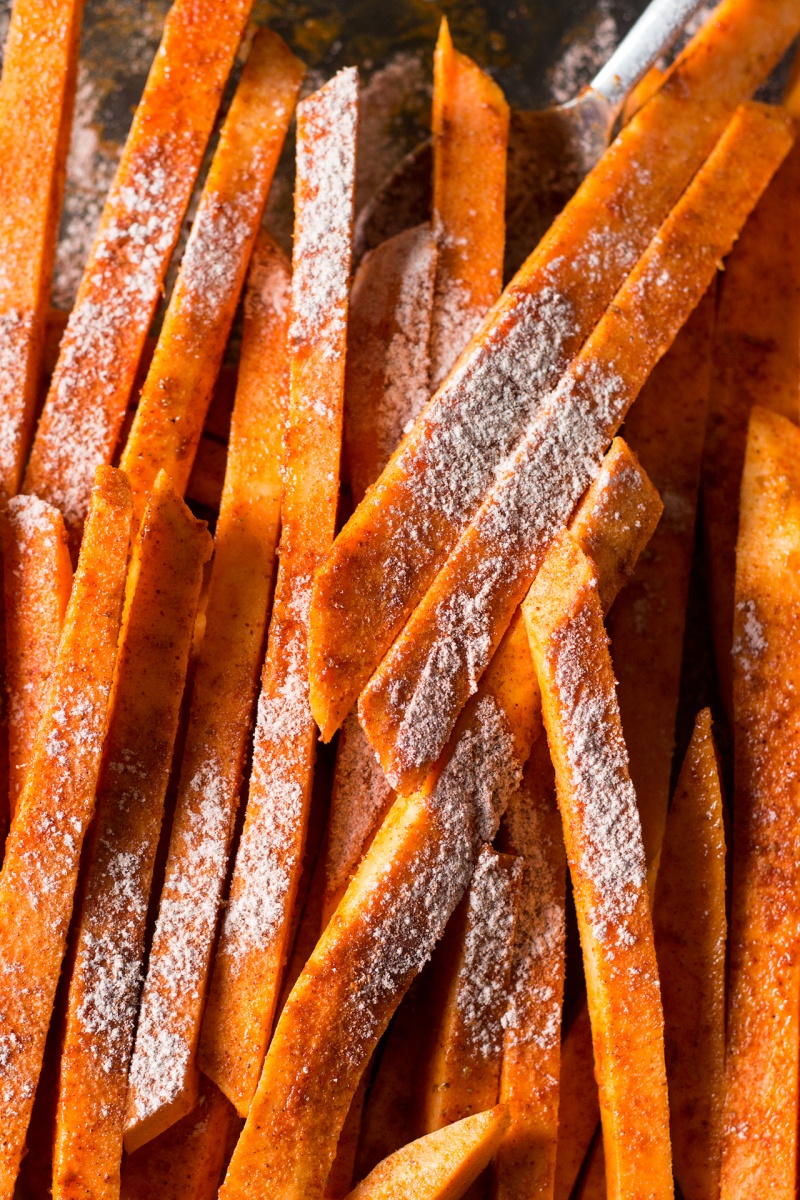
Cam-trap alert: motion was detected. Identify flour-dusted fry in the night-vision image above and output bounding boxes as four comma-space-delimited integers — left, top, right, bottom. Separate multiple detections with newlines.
0, 0, 82, 501
3, 496, 72, 816
123, 235, 291, 1146
345, 1107, 511, 1200
23, 0, 253, 535
196, 68, 359, 1118
360, 102, 791, 794
553, 1008, 600, 1200
422, 847, 521, 1131
524, 534, 672, 1200
429, 18, 508, 388
0, 467, 131, 1193
53, 474, 211, 1200
720, 407, 800, 1200
309, 0, 800, 742
120, 30, 304, 525
608, 288, 716, 868
654, 708, 726, 1200
495, 738, 566, 1200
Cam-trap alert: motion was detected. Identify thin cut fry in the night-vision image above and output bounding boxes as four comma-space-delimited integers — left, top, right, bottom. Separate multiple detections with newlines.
553, 1007, 600, 1200
309, 0, 800, 741
3, 496, 72, 816
429, 17, 509, 388
0, 467, 131, 1193
123, 235, 291, 1146
523, 533, 672, 1200
52, 474, 212, 1200
196, 68, 359, 1119
359, 102, 791, 795
216, 438, 660, 1200
121, 1077, 242, 1200
719, 407, 800, 1199
22, 0, 254, 535
608, 287, 716, 868
422, 847, 521, 1131
119, 29, 304, 525
0, 0, 83, 501
345, 1107, 511, 1200
495, 737, 566, 1200
653, 708, 726, 1200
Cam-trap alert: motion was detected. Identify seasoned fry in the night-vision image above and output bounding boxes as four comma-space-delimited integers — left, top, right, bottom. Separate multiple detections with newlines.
196, 68, 359, 1119
326, 1076, 369, 1200
345, 1107, 511, 1200
719, 407, 800, 1199
22, 0, 253, 535
608, 287, 716, 867
3, 496, 72, 816
123, 235, 291, 1146
309, 0, 800, 741
575, 1138, 606, 1200
359, 102, 791, 794
52, 474, 212, 1200
653, 708, 726, 1200
216, 439, 660, 1200
0, 0, 82, 502
422, 847, 521, 1131
524, 534, 672, 1200
119, 29, 304, 525
429, 18, 508, 388
0, 467, 131, 1193
495, 738, 566, 1200
553, 1007, 600, 1200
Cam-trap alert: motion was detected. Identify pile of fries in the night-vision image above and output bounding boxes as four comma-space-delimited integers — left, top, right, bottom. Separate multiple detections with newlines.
2, 0, 800, 1197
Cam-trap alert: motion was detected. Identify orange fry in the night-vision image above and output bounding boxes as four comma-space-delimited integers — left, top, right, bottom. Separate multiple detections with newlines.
52, 474, 211, 1200
653, 708, 726, 1200
119, 29, 304, 525
574, 1138, 606, 1200
359, 102, 791, 795
3, 496, 72, 817
308, 0, 800, 742
429, 17, 508, 388
123, 235, 291, 1146
524, 534, 672, 1200
22, 0, 253, 535
553, 1007, 600, 1200
719, 407, 800, 1199
345, 1107, 511, 1200
0, 467, 131, 1192
196, 68, 359, 1119
326, 1076, 370, 1200
495, 738, 566, 1200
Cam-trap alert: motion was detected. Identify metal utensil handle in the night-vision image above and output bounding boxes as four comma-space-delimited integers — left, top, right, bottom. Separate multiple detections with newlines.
591, 0, 708, 116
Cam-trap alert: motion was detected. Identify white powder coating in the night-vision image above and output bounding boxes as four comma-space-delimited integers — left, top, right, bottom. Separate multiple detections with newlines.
550, 599, 647, 947
175, 182, 264, 321
428, 264, 483, 392
289, 67, 359, 356
454, 847, 522, 1061
733, 597, 768, 681
0, 307, 34, 485
6, 492, 61, 543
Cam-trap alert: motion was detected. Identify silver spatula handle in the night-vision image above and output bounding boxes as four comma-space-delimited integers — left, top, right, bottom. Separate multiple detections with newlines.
591, 0, 709, 117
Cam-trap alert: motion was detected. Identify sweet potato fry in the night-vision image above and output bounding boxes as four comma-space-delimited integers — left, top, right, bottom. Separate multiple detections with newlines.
216, 439, 660, 1200
195, 68, 359, 1119
186, 438, 227, 512
494, 738, 566, 1200
523, 533, 672, 1200
119, 30, 304, 525
575, 1138, 606, 1200
0, 0, 82, 502
552, 1007, 600, 1200
309, 0, 800, 741
359, 102, 791, 795
0, 467, 131, 1193
3, 496, 72, 816
653, 708, 726, 1200
422, 847, 522, 1132
326, 1076, 369, 1200
429, 18, 508, 388
345, 1107, 511, 1200
719, 407, 800, 1199
123, 235, 291, 1146
344, 224, 437, 506
22, 0, 253, 535
121, 1077, 242, 1200
52, 474, 211, 1200
703, 123, 800, 716
608, 287, 716, 868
